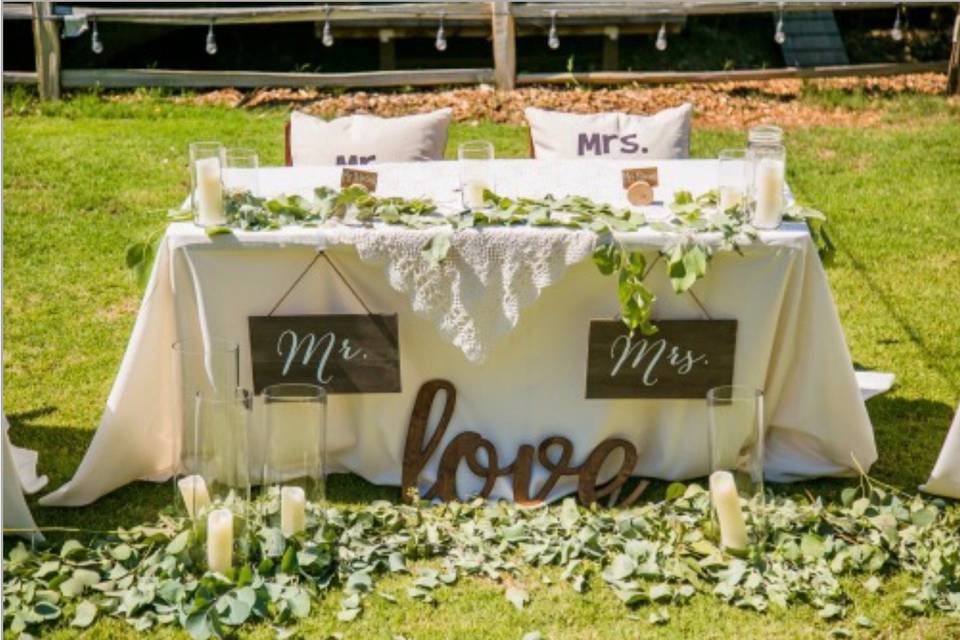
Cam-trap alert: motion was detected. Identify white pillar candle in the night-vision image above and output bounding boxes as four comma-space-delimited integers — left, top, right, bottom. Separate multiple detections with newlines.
752, 158, 784, 228
718, 186, 744, 211
709, 471, 748, 551
206, 508, 233, 574
177, 474, 210, 519
195, 156, 225, 226
280, 486, 307, 537
462, 180, 489, 210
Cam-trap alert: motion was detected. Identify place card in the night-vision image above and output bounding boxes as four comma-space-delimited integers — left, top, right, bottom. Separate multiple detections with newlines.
341, 168, 378, 192
621, 167, 659, 189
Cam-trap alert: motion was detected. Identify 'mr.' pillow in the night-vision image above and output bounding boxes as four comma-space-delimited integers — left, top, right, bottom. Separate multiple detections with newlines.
289, 108, 452, 166
524, 103, 693, 160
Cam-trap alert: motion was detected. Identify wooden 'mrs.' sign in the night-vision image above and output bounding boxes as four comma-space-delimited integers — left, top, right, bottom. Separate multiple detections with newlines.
249, 315, 401, 394
585, 320, 737, 399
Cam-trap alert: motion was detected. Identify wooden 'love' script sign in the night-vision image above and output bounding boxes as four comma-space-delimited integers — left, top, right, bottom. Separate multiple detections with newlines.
248, 314, 401, 394
586, 320, 737, 399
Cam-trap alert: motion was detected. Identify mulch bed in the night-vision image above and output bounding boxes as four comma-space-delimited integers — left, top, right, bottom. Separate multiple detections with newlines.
174, 73, 953, 129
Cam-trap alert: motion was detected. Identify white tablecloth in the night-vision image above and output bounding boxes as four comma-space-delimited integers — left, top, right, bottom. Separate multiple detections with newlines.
41, 159, 876, 506
3, 416, 46, 539
921, 402, 960, 499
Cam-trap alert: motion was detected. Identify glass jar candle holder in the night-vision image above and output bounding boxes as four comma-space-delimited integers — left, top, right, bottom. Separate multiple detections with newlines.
746, 125, 786, 229
220, 148, 259, 199
262, 383, 327, 536
706, 385, 765, 551
171, 339, 239, 518
458, 140, 495, 211
717, 148, 747, 213
190, 141, 226, 227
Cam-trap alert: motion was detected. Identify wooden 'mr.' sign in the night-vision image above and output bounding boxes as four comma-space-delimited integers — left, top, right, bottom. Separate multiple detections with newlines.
249, 314, 401, 394
585, 320, 737, 399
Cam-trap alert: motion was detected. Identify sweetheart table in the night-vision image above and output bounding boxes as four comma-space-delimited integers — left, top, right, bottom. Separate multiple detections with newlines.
41, 159, 876, 506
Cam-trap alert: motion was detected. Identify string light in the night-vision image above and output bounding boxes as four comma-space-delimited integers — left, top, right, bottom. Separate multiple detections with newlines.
547, 10, 560, 50
435, 12, 447, 51
90, 19, 103, 54
890, 5, 904, 41
322, 5, 334, 47
655, 22, 667, 51
774, 4, 786, 44
205, 20, 218, 56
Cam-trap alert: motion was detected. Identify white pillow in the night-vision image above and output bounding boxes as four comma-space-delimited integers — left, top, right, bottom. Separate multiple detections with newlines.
524, 103, 693, 160
289, 108, 452, 166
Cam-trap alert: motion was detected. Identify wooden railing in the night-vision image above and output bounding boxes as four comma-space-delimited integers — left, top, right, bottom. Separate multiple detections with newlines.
5, 1, 960, 99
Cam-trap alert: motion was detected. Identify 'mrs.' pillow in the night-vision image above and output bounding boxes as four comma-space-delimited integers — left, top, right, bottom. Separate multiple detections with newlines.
289, 108, 452, 166
524, 103, 693, 160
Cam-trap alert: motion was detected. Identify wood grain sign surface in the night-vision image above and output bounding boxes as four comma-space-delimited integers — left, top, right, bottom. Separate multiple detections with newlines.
249, 314, 400, 394
586, 320, 737, 399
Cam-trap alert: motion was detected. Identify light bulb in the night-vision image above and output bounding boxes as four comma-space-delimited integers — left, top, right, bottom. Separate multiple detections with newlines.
774, 17, 786, 44
891, 11, 903, 41
205, 23, 217, 56
322, 20, 334, 47
548, 11, 559, 50
91, 21, 103, 55
435, 15, 447, 51
655, 22, 667, 51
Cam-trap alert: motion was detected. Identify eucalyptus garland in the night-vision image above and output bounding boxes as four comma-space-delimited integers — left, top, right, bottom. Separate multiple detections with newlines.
4, 481, 959, 638
125, 186, 833, 336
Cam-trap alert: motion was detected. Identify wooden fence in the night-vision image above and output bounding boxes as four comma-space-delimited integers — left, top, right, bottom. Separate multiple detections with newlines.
5, 1, 960, 99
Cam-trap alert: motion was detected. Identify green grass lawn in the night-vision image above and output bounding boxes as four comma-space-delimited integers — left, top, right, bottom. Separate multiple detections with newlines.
3, 87, 960, 638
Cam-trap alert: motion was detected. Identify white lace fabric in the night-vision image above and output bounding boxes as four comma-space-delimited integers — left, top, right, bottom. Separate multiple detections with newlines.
331, 225, 597, 362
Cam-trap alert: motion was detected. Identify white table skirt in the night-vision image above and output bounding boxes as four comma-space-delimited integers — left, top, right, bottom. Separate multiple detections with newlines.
921, 402, 960, 499
41, 159, 876, 506
4, 416, 46, 539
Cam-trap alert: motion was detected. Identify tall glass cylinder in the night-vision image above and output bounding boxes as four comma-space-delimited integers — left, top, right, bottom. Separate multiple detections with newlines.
458, 140, 495, 211
194, 388, 252, 515
220, 148, 259, 198
190, 141, 226, 227
706, 385, 764, 496
707, 385, 764, 551
171, 339, 239, 516
746, 125, 786, 229
262, 383, 327, 504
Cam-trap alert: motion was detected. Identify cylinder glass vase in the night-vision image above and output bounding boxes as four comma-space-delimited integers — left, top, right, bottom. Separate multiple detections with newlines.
706, 385, 765, 496
171, 339, 239, 517
262, 383, 327, 505
194, 388, 252, 516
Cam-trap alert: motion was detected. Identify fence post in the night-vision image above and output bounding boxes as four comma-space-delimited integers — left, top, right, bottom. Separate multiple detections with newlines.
31, 1, 61, 100
491, 0, 516, 90
948, 4, 960, 94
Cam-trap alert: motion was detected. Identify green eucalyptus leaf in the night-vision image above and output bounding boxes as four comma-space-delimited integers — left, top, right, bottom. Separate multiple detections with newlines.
70, 600, 97, 628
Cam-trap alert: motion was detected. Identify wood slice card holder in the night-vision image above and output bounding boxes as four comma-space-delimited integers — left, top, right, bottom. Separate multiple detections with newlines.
622, 166, 659, 206
341, 168, 378, 192
249, 251, 400, 394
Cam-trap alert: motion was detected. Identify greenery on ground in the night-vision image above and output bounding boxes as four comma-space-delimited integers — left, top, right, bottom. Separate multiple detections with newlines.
3, 86, 960, 638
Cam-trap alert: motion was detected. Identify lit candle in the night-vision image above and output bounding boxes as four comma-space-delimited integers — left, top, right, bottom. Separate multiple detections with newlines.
709, 470, 748, 551
718, 186, 744, 211
280, 486, 306, 537
177, 474, 210, 519
194, 156, 225, 226
462, 180, 489, 210
206, 508, 233, 574
752, 157, 784, 228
